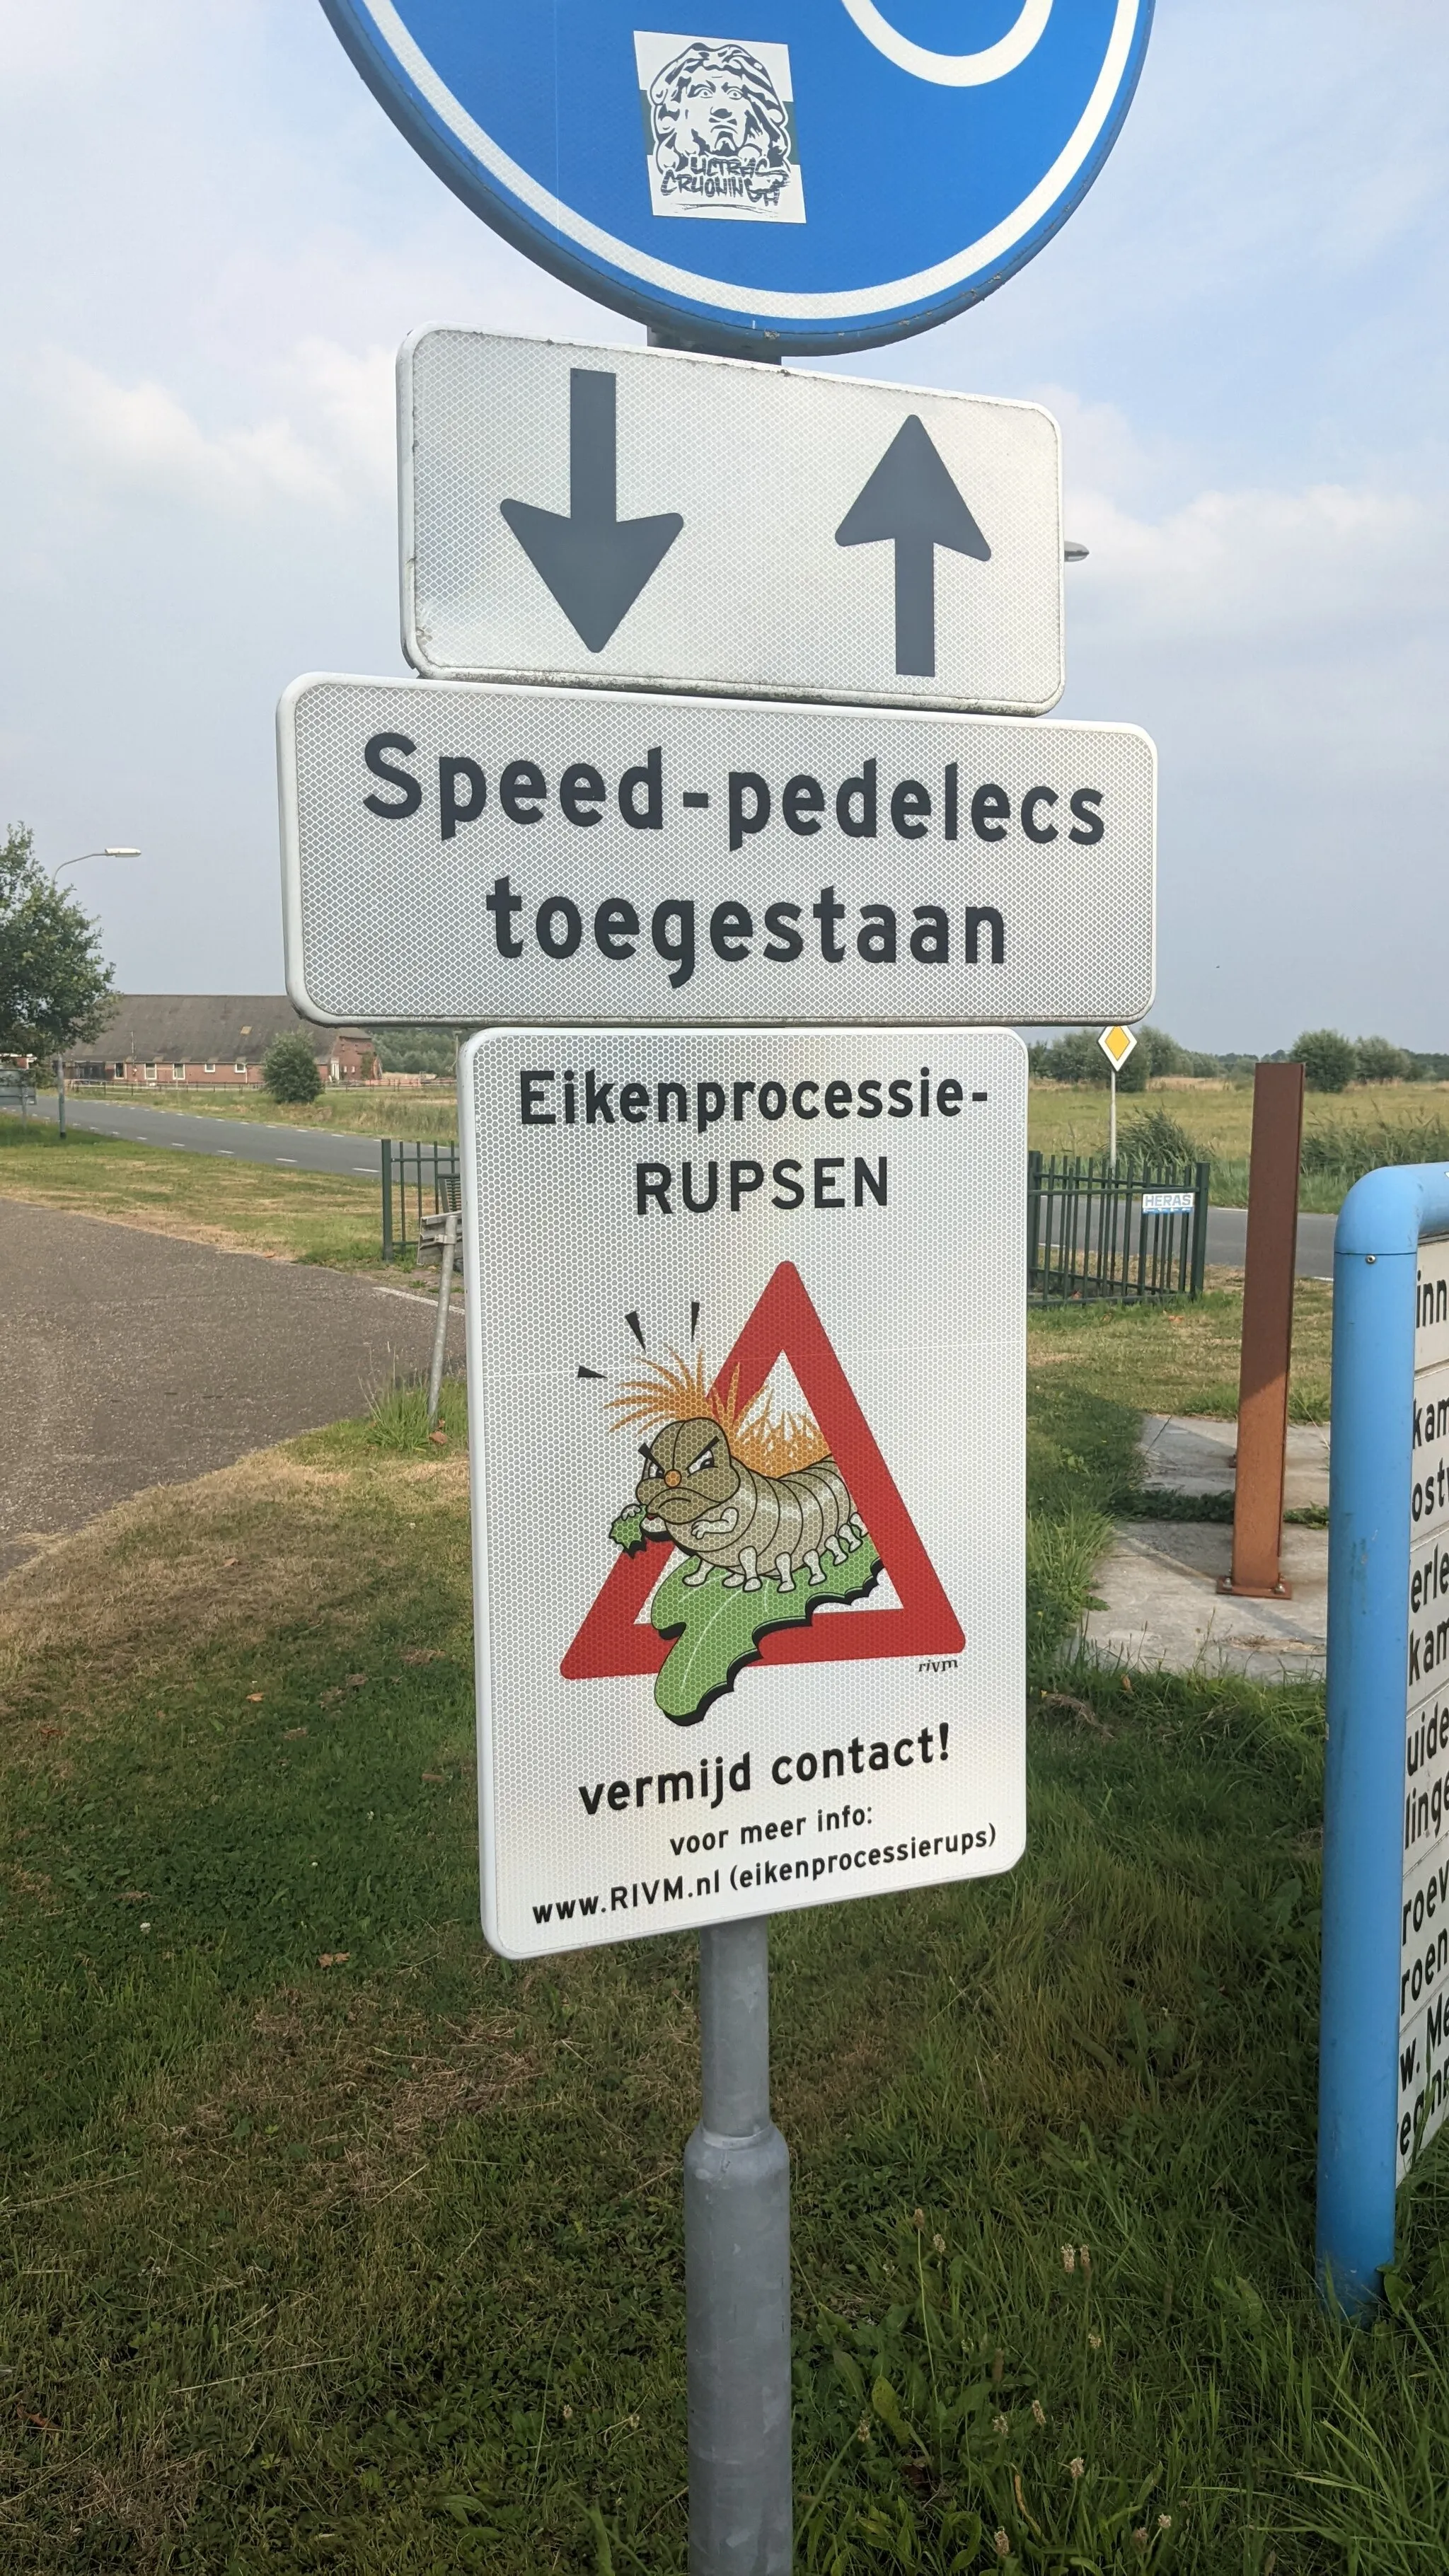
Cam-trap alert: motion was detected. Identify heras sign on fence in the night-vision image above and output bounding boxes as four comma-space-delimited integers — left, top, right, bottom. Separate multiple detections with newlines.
401, 332, 1063, 714
279, 675, 1155, 1027
317, 1, 1154, 355
456, 1024, 1027, 1959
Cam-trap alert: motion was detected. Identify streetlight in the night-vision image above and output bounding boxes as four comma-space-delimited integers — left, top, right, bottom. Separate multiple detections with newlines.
50, 846, 142, 1138
52, 844, 141, 881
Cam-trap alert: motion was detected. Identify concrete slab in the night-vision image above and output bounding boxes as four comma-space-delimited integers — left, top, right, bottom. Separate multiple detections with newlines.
1083, 1518, 1327, 1682
1083, 1414, 1330, 1682
1139, 1414, 1330, 1511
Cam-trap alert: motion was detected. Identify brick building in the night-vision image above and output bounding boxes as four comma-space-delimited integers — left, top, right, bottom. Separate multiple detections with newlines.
67, 998, 376, 1089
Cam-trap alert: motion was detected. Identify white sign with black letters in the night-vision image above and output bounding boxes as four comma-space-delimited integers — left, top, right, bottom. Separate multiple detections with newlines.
1399, 1237, 1449, 2176
458, 1025, 1026, 1959
279, 675, 1155, 1029
401, 331, 1063, 716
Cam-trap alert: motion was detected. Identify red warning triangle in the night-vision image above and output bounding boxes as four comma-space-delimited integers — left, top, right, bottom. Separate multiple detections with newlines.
562, 1261, 963, 1680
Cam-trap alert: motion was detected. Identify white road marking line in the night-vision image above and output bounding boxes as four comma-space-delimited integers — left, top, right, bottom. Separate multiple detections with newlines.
276, 1157, 299, 1165
353, 1165, 375, 1174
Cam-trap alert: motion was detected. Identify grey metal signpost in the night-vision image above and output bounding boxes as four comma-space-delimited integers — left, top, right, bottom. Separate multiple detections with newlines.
688, 1919, 792, 2570
282, 328, 1152, 2576
304, 0, 1159, 2541
417, 1208, 461, 1431
454, 1020, 1029, 2568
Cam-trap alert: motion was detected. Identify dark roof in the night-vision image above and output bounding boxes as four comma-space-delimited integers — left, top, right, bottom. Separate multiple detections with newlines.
76, 998, 371, 1063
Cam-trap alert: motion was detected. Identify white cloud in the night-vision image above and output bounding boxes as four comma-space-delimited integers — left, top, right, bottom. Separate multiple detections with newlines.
0, 0, 1441, 1045
35, 347, 355, 515
279, 338, 398, 493
1068, 476, 1443, 654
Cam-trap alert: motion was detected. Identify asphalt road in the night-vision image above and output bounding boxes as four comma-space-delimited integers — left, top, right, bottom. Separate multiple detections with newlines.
30, 1094, 1339, 1273
1206, 1207, 1337, 1279
0, 1202, 463, 1579
33, 1093, 386, 1178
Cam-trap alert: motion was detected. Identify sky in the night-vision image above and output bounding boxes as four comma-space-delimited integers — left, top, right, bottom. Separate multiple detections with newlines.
0, 0, 1445, 1051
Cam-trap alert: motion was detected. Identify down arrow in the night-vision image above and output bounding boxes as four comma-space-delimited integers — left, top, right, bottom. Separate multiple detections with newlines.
835, 415, 990, 678
500, 370, 683, 654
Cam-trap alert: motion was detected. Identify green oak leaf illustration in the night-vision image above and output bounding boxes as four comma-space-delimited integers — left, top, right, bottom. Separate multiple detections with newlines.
652, 1541, 882, 1726
610, 1506, 647, 1554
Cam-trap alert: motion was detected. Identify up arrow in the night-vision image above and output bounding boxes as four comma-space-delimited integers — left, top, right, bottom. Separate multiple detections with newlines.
500, 369, 683, 654
835, 415, 990, 679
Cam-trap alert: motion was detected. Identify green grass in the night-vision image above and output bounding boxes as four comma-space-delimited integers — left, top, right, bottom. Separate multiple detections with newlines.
5, 1283, 1409, 2576
4, 1403, 1447, 2575
0, 1116, 383, 1271
1028, 1280, 1333, 1427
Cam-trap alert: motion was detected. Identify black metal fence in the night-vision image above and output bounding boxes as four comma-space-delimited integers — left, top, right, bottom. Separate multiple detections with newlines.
1027, 1154, 1211, 1305
381, 1139, 461, 1261
381, 1140, 1209, 1299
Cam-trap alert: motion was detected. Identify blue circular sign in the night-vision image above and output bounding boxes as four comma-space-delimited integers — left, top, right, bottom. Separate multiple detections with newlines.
321, 0, 1154, 356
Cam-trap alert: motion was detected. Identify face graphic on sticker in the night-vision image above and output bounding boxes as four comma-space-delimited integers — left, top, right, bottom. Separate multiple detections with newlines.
677, 62, 753, 159
648, 40, 793, 208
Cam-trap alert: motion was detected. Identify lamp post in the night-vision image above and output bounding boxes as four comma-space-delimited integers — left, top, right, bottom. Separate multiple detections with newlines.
51, 848, 141, 1138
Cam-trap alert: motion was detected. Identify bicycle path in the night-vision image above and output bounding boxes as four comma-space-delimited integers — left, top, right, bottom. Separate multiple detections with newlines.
0, 1201, 462, 1580
29, 1094, 386, 1177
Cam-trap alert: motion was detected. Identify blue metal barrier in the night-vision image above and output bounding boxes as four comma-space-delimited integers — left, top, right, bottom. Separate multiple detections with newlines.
1318, 1162, 1449, 2311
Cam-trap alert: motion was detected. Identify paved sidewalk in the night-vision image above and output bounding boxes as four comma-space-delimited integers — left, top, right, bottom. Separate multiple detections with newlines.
1084, 1415, 1329, 1682
0, 1202, 463, 1578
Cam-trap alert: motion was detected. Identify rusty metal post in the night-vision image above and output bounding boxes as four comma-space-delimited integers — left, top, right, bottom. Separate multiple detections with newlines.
1219, 1061, 1306, 1599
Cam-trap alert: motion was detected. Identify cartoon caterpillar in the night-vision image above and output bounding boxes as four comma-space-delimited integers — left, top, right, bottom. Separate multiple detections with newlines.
637, 1416, 868, 1595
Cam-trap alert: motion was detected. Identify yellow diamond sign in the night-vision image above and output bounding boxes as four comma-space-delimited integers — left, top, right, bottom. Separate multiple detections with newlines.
1098, 1024, 1138, 1070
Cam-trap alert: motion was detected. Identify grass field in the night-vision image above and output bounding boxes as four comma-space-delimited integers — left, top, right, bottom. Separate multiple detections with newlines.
29, 1073, 1448, 1206
1027, 1277, 1332, 1428
0, 1116, 382, 1271
1029, 1078, 1449, 1212
7, 1288, 1436, 2576
54, 1086, 458, 1142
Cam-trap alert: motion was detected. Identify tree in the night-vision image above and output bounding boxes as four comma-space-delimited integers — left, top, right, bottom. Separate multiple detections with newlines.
1354, 1035, 1410, 1085
374, 1025, 458, 1078
0, 823, 115, 1058
1028, 1026, 1157, 1090
262, 1032, 323, 1102
1138, 1025, 1188, 1080
1291, 1029, 1358, 1093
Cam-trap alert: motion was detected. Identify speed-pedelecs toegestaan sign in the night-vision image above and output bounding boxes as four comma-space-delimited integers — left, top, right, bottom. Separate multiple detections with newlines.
459, 1025, 1025, 1958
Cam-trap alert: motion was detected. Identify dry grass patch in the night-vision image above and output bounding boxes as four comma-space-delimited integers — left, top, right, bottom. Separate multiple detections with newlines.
0, 1121, 379, 1267
1028, 1075, 1449, 1166
168, 1985, 538, 2211
0, 1445, 470, 1767
1027, 1276, 1332, 1424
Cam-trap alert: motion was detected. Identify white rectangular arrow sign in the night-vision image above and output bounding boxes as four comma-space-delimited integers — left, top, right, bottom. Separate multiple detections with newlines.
279, 674, 1154, 1028
400, 330, 1063, 718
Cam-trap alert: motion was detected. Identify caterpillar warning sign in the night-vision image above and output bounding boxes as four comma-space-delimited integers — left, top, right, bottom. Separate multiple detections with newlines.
458, 1024, 1027, 1958
562, 1260, 964, 1694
